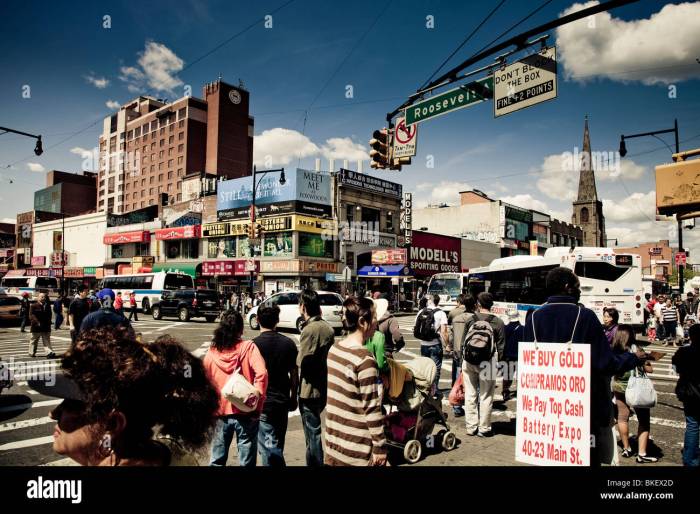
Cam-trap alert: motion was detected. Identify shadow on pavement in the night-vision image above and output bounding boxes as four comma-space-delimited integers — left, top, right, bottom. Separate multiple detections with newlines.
0, 394, 32, 422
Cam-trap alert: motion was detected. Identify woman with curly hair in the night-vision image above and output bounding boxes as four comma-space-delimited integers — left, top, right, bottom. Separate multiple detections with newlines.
204, 309, 268, 467
28, 327, 220, 466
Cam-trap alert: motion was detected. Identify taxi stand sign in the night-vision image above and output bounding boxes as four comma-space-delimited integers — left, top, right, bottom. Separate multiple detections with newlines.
515, 342, 591, 466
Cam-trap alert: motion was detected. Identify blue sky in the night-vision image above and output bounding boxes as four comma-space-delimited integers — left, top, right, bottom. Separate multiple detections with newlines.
1, 0, 700, 251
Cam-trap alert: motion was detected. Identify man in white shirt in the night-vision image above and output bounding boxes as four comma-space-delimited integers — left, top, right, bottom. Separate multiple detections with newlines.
653, 295, 665, 339
415, 294, 448, 398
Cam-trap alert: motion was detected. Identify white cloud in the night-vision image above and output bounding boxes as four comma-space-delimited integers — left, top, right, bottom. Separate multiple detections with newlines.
106, 100, 121, 110
84, 73, 109, 89
253, 128, 320, 167
602, 191, 656, 223
556, 1, 700, 85
550, 208, 573, 224
597, 159, 647, 182
119, 41, 184, 94
70, 147, 93, 158
535, 153, 578, 201
501, 194, 549, 213
414, 181, 473, 208
320, 137, 367, 162
27, 162, 45, 173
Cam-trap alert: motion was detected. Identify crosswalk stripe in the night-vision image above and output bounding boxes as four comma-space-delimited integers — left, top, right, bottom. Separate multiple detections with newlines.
0, 435, 54, 451
0, 399, 61, 414
0, 416, 53, 433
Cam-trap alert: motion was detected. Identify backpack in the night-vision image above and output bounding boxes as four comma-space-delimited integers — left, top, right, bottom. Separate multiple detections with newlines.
462, 316, 495, 365
414, 308, 439, 341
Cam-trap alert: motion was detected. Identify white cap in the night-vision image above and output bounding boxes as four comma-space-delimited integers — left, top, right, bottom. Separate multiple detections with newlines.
373, 298, 389, 321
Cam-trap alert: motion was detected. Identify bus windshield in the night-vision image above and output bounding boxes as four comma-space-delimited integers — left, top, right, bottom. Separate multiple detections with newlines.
427, 276, 462, 297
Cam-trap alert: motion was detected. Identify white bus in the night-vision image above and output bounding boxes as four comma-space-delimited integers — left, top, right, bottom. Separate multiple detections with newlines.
100, 271, 194, 313
426, 247, 645, 329
0, 276, 60, 299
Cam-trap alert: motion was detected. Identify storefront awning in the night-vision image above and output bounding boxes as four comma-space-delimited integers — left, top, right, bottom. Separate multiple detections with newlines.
358, 265, 411, 277
152, 262, 198, 278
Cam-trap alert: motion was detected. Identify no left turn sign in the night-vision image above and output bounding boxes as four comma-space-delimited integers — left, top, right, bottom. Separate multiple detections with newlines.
393, 117, 417, 158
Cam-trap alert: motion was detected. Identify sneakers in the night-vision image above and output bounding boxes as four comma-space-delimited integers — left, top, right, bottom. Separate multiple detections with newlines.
466, 429, 478, 436
453, 407, 465, 418
27, 352, 36, 358
46, 352, 56, 359
636, 454, 658, 463
621, 448, 634, 458
477, 431, 493, 438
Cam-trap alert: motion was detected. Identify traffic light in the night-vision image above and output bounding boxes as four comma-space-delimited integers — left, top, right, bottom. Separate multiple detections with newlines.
254, 222, 263, 240
369, 128, 391, 169
247, 223, 255, 239
390, 157, 411, 171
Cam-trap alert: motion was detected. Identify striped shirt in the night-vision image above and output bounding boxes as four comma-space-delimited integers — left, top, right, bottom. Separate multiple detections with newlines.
325, 338, 387, 466
661, 305, 678, 322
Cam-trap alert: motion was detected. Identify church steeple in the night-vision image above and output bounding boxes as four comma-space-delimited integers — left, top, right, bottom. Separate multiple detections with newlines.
576, 115, 598, 202
572, 116, 607, 247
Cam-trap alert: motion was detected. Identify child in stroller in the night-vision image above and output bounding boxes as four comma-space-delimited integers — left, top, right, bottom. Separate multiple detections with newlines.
381, 356, 456, 464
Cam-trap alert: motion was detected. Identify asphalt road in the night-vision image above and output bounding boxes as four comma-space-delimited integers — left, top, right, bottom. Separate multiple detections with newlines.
0, 314, 690, 466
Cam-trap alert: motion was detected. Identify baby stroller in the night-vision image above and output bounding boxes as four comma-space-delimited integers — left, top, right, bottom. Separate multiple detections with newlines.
383, 356, 456, 464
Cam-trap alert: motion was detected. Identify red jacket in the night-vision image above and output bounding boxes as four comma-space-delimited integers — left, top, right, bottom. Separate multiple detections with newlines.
204, 340, 268, 416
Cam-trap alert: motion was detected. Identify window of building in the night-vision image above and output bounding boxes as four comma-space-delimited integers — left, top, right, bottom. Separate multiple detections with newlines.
150, 142, 156, 150
169, 135, 174, 144
177, 156, 183, 164
170, 124, 174, 133
178, 132, 184, 141
168, 159, 173, 167
159, 150, 164, 159
149, 198, 155, 206
125, 194, 130, 201
141, 201, 145, 208
158, 162, 164, 170
143, 155, 148, 163
177, 108, 186, 120
143, 133, 148, 142
177, 181, 181, 190
160, 139, 165, 147
141, 190, 146, 198
160, 128, 165, 136
177, 193, 182, 202
118, 184, 123, 192
158, 185, 163, 194
178, 144, 184, 152
125, 183, 130, 191
150, 176, 155, 184
158, 173, 164, 182
142, 146, 147, 155
135, 127, 141, 137
151, 121, 158, 132
141, 179, 146, 187
580, 207, 589, 224
361, 207, 380, 226
150, 165, 155, 173
167, 183, 173, 192
178, 120, 184, 129
167, 171, 174, 180
386, 211, 394, 231
346, 205, 354, 223
149, 188, 154, 195
108, 177, 115, 194
127, 130, 133, 139
107, 197, 114, 213
177, 168, 184, 176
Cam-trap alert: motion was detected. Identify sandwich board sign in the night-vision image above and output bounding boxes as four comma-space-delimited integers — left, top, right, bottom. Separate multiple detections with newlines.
393, 117, 417, 158
494, 46, 557, 118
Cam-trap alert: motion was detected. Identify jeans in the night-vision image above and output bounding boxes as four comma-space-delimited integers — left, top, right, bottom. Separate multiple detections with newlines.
54, 313, 63, 330
20, 316, 28, 332
209, 414, 259, 467
421, 344, 443, 396
683, 409, 699, 467
663, 321, 677, 340
258, 409, 289, 466
299, 398, 324, 467
128, 306, 138, 321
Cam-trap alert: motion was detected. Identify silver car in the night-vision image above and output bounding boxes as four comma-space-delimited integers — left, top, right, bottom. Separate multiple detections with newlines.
247, 290, 344, 333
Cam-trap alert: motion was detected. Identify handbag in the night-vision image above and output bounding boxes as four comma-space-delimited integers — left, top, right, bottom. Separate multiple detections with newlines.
448, 372, 465, 406
625, 366, 657, 409
676, 325, 685, 339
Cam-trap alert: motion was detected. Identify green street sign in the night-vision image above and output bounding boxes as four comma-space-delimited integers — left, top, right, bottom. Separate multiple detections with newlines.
405, 76, 493, 126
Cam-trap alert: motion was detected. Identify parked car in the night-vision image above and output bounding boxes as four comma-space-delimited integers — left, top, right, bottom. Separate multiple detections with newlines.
247, 290, 344, 333
152, 289, 221, 322
0, 295, 22, 325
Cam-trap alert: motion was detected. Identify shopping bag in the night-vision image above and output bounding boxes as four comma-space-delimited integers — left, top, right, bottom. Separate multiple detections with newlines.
448, 372, 465, 406
625, 368, 657, 409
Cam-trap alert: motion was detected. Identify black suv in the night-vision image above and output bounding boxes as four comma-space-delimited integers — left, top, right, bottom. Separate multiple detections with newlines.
152, 289, 221, 322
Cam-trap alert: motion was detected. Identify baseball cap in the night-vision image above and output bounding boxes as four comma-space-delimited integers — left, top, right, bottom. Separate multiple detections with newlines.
28, 371, 85, 401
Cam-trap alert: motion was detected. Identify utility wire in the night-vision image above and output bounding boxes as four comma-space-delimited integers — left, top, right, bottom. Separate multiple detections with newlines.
420, 0, 508, 90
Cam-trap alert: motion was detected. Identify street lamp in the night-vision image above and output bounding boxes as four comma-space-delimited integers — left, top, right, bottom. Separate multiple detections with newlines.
618, 119, 684, 290
249, 165, 285, 294
605, 238, 618, 247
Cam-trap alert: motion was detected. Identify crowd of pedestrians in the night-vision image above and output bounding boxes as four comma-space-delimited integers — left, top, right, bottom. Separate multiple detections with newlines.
15, 269, 700, 468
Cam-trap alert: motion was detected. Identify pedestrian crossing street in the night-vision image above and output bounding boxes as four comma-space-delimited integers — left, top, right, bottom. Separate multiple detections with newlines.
392, 317, 680, 383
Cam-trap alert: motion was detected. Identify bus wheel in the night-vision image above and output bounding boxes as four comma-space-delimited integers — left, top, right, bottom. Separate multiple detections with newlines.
142, 298, 151, 314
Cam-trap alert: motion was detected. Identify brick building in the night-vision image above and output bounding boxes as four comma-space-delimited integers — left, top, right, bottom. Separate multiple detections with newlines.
98, 79, 253, 214
34, 170, 97, 216
615, 239, 677, 279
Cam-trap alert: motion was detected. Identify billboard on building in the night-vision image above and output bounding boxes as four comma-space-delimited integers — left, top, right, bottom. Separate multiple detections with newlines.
409, 231, 461, 277
217, 169, 332, 220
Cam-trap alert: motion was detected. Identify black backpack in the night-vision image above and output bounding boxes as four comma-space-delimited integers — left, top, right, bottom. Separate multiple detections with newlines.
462, 316, 495, 365
414, 308, 439, 341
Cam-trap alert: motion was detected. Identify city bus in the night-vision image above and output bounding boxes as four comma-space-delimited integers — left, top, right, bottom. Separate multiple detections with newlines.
426, 247, 645, 329
100, 271, 194, 313
0, 276, 60, 299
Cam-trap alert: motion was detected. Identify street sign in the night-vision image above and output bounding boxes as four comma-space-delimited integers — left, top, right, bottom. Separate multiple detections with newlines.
676, 252, 686, 266
341, 266, 352, 281
405, 76, 493, 126
392, 117, 417, 158
245, 258, 257, 272
494, 46, 557, 118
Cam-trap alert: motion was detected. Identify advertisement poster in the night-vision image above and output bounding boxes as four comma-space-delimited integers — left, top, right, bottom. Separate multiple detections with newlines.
238, 236, 261, 258
409, 230, 461, 277
299, 233, 333, 259
263, 231, 293, 257
207, 238, 236, 259
515, 342, 591, 466
217, 169, 332, 220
